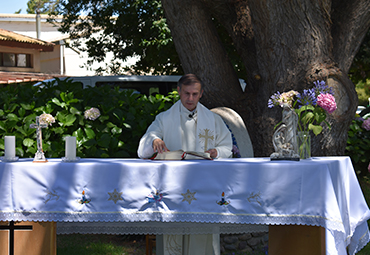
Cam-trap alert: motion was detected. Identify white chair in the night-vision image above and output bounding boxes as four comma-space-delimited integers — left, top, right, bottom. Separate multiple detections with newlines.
211, 107, 254, 158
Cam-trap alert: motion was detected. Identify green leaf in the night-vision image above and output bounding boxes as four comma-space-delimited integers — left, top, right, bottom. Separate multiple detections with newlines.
23, 138, 34, 147
83, 139, 97, 147
111, 126, 122, 135
73, 128, 84, 139
57, 111, 77, 126
84, 128, 96, 139
18, 107, 26, 117
70, 107, 81, 115
301, 112, 314, 125
7, 113, 19, 122
309, 124, 323, 135
123, 123, 132, 129
52, 98, 66, 108
16, 147, 24, 157
97, 133, 111, 147
0, 121, 6, 131
313, 107, 326, 123
20, 103, 33, 110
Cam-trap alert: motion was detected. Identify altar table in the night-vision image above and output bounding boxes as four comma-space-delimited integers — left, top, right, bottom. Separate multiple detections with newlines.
0, 157, 369, 255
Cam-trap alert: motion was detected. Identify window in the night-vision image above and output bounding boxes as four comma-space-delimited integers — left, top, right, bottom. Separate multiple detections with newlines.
0, 52, 32, 67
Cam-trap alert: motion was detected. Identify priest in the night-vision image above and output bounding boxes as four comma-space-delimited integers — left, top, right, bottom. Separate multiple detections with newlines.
137, 73, 232, 255
138, 73, 232, 159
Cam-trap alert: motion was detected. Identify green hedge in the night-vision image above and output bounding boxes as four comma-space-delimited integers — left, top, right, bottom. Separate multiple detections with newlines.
0, 78, 179, 158
1, 79, 369, 177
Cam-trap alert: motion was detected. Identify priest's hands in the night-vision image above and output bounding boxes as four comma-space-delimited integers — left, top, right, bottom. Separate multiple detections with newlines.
153, 139, 169, 154
206, 148, 218, 159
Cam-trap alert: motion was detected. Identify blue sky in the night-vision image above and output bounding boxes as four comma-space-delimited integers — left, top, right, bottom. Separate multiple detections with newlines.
2, 0, 30, 14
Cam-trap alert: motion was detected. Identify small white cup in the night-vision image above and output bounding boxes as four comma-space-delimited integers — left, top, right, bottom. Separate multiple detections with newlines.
65, 136, 76, 160
4, 136, 16, 159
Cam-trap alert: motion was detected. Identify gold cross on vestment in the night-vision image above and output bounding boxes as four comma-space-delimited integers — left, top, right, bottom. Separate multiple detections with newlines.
198, 128, 214, 151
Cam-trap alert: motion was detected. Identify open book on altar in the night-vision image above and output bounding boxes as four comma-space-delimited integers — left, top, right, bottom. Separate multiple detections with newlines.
150, 150, 213, 160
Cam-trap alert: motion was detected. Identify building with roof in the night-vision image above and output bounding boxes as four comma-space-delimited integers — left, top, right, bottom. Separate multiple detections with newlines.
0, 13, 135, 84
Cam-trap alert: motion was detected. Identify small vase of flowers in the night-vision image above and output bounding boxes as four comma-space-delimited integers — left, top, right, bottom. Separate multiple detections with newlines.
268, 80, 337, 158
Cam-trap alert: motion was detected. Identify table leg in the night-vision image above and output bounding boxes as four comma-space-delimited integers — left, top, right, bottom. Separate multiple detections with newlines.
0, 221, 56, 255
268, 225, 325, 255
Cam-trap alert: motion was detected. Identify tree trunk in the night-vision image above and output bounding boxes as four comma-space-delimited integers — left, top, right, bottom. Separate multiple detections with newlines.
161, 0, 243, 110
162, 0, 370, 157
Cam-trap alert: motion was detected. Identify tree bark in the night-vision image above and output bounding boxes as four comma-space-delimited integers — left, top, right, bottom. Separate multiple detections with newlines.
162, 0, 370, 157
161, 0, 242, 110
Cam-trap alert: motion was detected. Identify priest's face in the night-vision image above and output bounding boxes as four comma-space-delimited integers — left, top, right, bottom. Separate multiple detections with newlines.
177, 82, 203, 111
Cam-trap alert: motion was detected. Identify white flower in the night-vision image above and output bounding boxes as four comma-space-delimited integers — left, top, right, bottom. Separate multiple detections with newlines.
84, 107, 101, 121
39, 113, 55, 126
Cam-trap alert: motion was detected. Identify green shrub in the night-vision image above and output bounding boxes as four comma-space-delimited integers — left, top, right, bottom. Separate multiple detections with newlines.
0, 78, 179, 158
355, 80, 370, 106
345, 117, 370, 177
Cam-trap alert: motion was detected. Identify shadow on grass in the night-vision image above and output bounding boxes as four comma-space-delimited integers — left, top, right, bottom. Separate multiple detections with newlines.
57, 234, 150, 255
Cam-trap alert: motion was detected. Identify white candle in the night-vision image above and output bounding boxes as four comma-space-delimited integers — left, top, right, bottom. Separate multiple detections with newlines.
65, 136, 76, 159
4, 136, 16, 159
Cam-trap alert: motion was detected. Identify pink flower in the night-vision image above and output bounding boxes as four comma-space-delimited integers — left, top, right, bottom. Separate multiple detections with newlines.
368, 162, 370, 172
362, 118, 370, 131
317, 93, 337, 114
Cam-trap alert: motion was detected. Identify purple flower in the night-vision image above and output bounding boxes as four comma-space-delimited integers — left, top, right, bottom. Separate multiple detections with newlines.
268, 91, 281, 108
362, 118, 370, 131
313, 80, 334, 96
296, 88, 317, 107
317, 93, 337, 114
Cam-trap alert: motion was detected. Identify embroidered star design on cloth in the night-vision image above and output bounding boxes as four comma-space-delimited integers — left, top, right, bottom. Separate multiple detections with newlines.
108, 189, 123, 204
181, 189, 197, 204
45, 188, 59, 204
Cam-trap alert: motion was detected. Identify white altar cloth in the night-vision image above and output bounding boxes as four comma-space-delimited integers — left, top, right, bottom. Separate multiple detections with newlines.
0, 157, 369, 255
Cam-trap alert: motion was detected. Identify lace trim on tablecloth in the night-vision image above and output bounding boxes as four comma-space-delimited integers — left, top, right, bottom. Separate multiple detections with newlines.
0, 211, 345, 233
57, 222, 269, 235
347, 221, 370, 255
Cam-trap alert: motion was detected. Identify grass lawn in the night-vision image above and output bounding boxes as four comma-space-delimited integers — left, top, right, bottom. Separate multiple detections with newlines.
57, 234, 150, 255
57, 177, 370, 255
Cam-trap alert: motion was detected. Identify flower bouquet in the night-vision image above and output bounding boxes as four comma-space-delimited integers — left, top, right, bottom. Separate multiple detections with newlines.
268, 80, 337, 158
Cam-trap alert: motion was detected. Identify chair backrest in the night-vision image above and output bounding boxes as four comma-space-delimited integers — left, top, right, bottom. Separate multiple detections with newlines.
211, 107, 254, 158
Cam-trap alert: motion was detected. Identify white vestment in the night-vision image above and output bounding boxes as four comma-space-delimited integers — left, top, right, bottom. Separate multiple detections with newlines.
138, 101, 232, 159
137, 101, 232, 255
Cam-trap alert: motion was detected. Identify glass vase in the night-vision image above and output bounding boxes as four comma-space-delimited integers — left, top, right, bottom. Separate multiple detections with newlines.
297, 131, 311, 159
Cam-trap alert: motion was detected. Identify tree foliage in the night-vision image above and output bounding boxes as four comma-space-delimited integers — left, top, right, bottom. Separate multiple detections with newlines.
27, 0, 60, 14
52, 0, 182, 75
